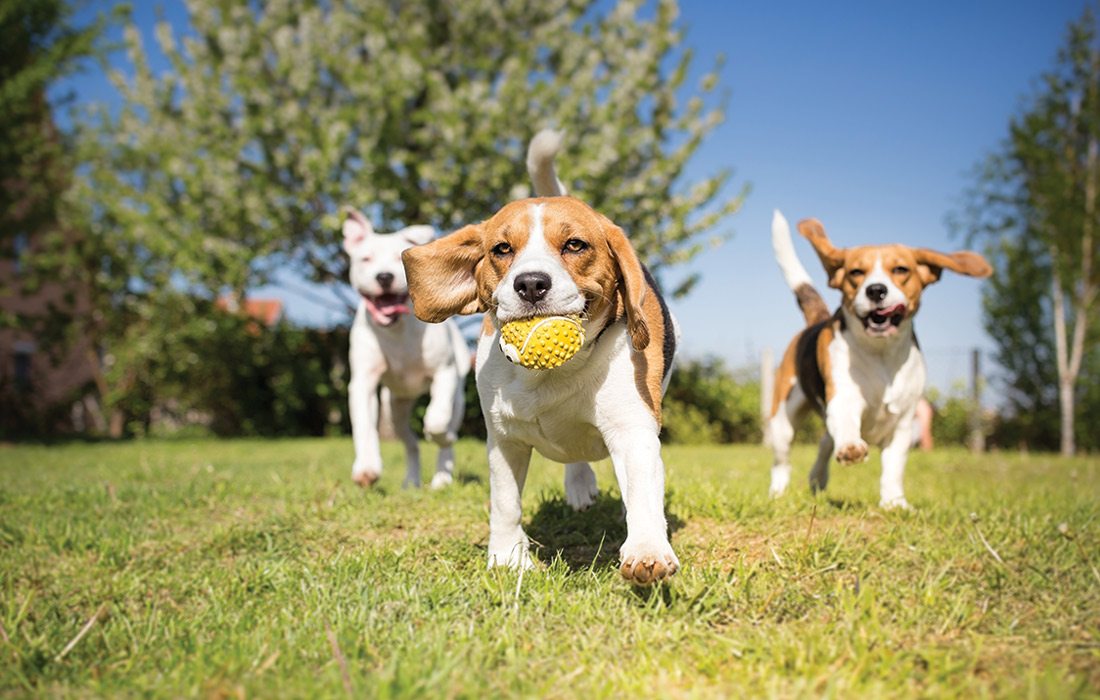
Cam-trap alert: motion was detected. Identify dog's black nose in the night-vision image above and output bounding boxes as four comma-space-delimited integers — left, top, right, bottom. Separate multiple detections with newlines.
376, 272, 395, 289
865, 283, 888, 302
514, 272, 551, 303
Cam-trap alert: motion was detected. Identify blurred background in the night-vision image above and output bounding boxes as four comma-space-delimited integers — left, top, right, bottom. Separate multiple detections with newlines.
2, 0, 1097, 453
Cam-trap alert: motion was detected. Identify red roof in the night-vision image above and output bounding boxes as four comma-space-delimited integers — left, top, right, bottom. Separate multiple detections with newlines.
215, 297, 284, 327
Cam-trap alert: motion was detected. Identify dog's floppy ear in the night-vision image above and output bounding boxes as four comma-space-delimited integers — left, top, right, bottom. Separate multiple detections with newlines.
912, 248, 993, 285
343, 208, 373, 254
399, 225, 435, 247
402, 224, 486, 323
798, 218, 846, 288
604, 220, 650, 351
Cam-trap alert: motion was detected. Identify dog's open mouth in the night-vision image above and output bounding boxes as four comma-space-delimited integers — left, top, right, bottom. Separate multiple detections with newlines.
363, 292, 410, 326
861, 303, 906, 336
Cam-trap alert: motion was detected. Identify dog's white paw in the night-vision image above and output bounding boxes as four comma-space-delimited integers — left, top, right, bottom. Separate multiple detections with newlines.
352, 463, 381, 488
769, 465, 791, 498
487, 543, 535, 571
619, 536, 679, 585
880, 496, 911, 511
430, 472, 454, 490
565, 464, 598, 511
835, 440, 869, 465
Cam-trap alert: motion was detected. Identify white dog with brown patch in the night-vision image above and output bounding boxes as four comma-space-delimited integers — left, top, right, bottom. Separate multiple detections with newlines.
343, 208, 469, 489
401, 132, 680, 585
767, 211, 991, 508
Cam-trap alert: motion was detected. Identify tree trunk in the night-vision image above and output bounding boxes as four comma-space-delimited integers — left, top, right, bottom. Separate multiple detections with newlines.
1050, 268, 1076, 456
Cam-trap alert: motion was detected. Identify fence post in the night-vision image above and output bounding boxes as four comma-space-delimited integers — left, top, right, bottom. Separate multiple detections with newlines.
967, 348, 985, 453
760, 347, 774, 444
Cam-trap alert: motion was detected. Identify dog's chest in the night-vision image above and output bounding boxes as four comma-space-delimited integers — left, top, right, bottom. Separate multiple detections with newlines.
352, 312, 454, 396
476, 339, 611, 463
833, 333, 926, 443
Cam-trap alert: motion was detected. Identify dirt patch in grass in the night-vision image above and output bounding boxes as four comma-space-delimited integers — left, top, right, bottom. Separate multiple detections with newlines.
676, 509, 885, 567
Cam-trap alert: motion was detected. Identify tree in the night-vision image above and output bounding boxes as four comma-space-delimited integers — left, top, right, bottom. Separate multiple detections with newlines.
0, 0, 108, 238
959, 7, 1100, 455
0, 0, 119, 435
68, 0, 744, 432
77, 0, 741, 297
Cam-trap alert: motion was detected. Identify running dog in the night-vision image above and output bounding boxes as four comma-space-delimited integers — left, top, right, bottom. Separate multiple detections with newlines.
400, 132, 680, 584
766, 211, 991, 508
344, 208, 470, 489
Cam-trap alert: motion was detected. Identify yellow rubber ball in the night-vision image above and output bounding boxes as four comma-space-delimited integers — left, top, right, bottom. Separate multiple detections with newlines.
498, 315, 585, 370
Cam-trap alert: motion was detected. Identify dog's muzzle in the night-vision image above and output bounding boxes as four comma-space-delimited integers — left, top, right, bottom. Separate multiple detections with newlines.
363, 292, 410, 326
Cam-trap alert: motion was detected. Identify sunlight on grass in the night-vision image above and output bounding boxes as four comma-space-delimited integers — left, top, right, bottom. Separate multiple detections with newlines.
0, 440, 1097, 697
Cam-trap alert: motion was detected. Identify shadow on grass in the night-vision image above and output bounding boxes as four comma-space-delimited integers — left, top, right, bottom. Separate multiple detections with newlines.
526, 492, 685, 573
825, 496, 863, 511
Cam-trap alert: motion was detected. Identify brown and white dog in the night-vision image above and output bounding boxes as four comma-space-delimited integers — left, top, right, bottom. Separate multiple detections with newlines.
401, 132, 680, 584
767, 211, 991, 508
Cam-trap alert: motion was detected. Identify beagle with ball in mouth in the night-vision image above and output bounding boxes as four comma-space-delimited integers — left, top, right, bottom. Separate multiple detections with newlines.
767, 211, 991, 508
401, 132, 680, 585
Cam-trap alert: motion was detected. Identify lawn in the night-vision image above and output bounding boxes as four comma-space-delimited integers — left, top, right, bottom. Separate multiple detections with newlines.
0, 438, 1097, 698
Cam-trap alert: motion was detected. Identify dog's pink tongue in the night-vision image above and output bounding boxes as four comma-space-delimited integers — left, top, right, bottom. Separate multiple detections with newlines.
885, 303, 907, 317
363, 296, 409, 326
377, 300, 410, 316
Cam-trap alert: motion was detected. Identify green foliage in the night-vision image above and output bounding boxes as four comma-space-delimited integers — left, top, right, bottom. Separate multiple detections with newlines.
101, 294, 348, 437
956, 7, 1100, 453
925, 383, 975, 447
0, 0, 115, 237
662, 356, 761, 444
75, 0, 742, 296
0, 440, 1097, 695
54, 0, 744, 435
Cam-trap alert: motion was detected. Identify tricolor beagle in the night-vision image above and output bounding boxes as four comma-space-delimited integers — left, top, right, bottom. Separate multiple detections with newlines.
767, 211, 991, 508
401, 132, 680, 584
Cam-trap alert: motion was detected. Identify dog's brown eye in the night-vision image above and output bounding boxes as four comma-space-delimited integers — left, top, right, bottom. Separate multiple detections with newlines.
849, 269, 865, 278
893, 266, 910, 275
491, 242, 513, 257
562, 238, 588, 253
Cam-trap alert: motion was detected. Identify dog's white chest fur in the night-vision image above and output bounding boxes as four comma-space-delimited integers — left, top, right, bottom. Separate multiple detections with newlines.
828, 326, 926, 446
475, 323, 648, 464
352, 305, 458, 397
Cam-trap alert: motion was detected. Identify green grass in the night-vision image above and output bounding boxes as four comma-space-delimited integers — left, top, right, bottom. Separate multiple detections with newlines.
1, 439, 1098, 698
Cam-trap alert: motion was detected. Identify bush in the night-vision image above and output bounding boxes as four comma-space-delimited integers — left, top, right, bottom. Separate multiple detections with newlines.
662, 357, 762, 444
105, 295, 348, 438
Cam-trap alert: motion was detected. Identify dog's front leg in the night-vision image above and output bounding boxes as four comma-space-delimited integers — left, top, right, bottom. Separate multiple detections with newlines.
349, 367, 384, 487
486, 436, 534, 570
879, 419, 914, 509
606, 429, 679, 585
826, 391, 869, 466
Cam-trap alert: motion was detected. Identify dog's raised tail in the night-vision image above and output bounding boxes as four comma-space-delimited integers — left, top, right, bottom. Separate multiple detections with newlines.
527, 129, 567, 197
772, 210, 830, 325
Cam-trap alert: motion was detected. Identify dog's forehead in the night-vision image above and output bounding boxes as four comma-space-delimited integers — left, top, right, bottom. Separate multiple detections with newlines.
365, 232, 413, 256
484, 197, 604, 237
845, 244, 916, 267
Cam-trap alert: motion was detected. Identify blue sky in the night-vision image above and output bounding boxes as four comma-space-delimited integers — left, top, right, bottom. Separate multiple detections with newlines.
59, 0, 1090, 397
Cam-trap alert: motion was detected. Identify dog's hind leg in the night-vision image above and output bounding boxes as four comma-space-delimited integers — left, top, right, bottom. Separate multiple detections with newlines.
389, 393, 422, 489
809, 433, 834, 494
424, 367, 462, 489
768, 384, 806, 498
564, 462, 598, 511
